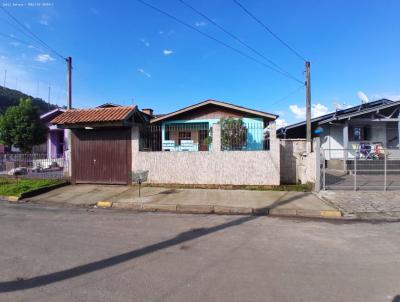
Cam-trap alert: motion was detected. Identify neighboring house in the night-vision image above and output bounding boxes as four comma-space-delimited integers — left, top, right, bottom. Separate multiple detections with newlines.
277, 99, 400, 159
40, 108, 67, 158
51, 105, 150, 184
148, 99, 276, 152
52, 99, 280, 186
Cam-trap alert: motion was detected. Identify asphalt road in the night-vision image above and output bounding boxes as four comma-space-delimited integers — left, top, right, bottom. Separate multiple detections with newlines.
0, 203, 399, 302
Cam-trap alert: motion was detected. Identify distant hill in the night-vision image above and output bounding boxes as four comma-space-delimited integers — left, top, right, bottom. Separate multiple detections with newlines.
0, 85, 60, 115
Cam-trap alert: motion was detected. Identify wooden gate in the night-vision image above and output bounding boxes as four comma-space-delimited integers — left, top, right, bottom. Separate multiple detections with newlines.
71, 128, 131, 184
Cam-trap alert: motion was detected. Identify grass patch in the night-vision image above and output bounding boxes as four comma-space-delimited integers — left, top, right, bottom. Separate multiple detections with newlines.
0, 178, 66, 197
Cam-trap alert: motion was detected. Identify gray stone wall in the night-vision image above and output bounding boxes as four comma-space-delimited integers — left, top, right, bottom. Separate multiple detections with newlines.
131, 123, 280, 186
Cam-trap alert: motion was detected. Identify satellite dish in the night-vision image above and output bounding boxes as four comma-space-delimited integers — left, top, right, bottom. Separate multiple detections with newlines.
357, 91, 370, 104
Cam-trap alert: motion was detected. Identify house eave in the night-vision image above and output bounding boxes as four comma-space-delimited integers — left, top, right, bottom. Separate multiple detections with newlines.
150, 99, 277, 124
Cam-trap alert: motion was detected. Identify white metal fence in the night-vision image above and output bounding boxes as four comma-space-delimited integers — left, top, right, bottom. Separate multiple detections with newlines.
321, 148, 400, 190
0, 154, 69, 180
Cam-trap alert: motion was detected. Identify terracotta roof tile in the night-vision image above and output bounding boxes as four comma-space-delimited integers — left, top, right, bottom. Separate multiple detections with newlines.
51, 106, 136, 125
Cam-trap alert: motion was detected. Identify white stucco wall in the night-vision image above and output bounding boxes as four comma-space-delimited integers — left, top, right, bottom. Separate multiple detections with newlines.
131, 123, 280, 186
320, 125, 344, 160
321, 122, 392, 160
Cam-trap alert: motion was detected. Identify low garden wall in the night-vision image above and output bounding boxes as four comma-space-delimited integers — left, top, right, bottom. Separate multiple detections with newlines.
131, 124, 280, 186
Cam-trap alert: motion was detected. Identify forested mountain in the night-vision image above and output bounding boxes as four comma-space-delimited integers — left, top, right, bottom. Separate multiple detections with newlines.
0, 85, 59, 114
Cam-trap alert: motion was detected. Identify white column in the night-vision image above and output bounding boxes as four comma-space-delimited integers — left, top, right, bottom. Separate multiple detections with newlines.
343, 121, 349, 170
131, 126, 139, 172
212, 123, 221, 152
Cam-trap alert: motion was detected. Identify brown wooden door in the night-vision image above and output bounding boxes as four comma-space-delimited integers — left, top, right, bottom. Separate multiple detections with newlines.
72, 128, 131, 184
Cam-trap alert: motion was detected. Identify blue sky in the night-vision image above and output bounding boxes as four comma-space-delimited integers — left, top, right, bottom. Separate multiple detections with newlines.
0, 0, 399, 126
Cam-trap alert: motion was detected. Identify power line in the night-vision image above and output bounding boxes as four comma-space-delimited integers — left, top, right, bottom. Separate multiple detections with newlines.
0, 6, 65, 60
233, 0, 307, 62
270, 84, 304, 106
178, 0, 300, 82
136, 0, 303, 84
0, 32, 43, 51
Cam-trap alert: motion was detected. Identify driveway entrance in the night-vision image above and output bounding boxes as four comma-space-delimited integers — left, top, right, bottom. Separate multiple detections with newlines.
72, 128, 131, 184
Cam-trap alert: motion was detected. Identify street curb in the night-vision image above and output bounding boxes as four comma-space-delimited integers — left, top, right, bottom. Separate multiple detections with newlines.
176, 204, 214, 214
96, 201, 113, 208
0, 195, 20, 202
0, 182, 69, 203
112, 202, 143, 210
269, 208, 342, 218
142, 204, 177, 212
100, 201, 343, 219
214, 206, 252, 215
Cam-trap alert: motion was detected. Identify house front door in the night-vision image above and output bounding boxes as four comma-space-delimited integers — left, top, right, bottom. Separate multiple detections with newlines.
198, 129, 209, 151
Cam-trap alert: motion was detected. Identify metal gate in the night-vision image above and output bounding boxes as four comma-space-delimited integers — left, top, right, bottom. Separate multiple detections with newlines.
71, 128, 131, 184
321, 148, 400, 190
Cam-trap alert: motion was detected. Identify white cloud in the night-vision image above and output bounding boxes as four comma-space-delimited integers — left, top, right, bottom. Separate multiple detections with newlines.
313, 103, 329, 117
140, 39, 150, 47
10, 41, 20, 47
137, 68, 151, 78
163, 49, 173, 56
195, 21, 207, 27
371, 92, 400, 101
34, 54, 55, 63
289, 103, 329, 119
289, 104, 305, 119
276, 118, 287, 128
0, 55, 65, 104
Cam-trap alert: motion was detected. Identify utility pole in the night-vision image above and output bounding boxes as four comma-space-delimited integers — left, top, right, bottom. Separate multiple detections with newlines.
65, 56, 72, 178
305, 61, 312, 153
66, 56, 72, 109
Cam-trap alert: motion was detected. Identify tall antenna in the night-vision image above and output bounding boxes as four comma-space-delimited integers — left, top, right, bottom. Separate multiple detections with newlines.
48, 85, 51, 110
3, 69, 7, 87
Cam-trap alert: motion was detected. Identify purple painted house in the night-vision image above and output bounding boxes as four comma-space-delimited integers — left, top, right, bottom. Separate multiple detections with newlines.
40, 108, 67, 158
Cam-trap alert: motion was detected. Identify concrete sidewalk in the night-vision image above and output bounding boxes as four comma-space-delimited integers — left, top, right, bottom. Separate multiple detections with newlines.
25, 185, 341, 218
104, 186, 341, 218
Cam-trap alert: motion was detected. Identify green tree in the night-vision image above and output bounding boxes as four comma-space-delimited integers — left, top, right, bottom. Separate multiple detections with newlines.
220, 117, 247, 150
0, 98, 47, 153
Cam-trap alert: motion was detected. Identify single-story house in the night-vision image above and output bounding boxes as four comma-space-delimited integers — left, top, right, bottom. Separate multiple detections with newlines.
52, 99, 280, 185
277, 99, 400, 159
147, 99, 276, 152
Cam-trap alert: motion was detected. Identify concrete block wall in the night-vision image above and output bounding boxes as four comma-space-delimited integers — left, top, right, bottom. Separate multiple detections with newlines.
131, 123, 280, 186
279, 139, 307, 184
279, 138, 319, 185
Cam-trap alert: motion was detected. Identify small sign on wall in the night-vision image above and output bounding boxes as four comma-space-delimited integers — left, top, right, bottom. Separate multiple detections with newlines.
180, 140, 194, 148
162, 140, 175, 150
